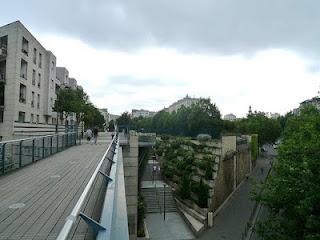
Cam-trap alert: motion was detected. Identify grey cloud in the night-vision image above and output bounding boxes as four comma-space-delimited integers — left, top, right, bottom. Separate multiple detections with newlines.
2, 0, 320, 55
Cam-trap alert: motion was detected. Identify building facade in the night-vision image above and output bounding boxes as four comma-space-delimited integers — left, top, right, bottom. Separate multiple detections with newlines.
223, 113, 236, 121
166, 95, 201, 113
0, 21, 78, 141
131, 109, 156, 118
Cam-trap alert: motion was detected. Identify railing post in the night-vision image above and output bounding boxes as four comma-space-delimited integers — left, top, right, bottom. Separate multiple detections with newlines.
57, 135, 59, 152
19, 141, 23, 168
2, 143, 5, 174
50, 136, 53, 155
32, 139, 35, 162
42, 138, 45, 158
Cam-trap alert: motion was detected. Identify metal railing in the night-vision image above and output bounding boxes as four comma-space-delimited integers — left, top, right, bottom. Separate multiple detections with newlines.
0, 132, 79, 175
57, 133, 129, 240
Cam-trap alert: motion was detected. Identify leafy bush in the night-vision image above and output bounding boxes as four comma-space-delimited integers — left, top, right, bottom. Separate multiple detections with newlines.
198, 178, 209, 208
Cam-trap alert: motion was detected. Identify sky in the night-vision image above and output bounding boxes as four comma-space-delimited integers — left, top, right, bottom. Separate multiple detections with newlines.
1, 0, 320, 117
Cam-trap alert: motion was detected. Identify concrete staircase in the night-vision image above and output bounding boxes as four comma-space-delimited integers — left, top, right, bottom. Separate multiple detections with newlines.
141, 186, 176, 213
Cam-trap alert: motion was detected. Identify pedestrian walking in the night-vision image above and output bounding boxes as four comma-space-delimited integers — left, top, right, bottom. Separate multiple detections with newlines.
93, 127, 98, 145
85, 128, 92, 143
260, 167, 264, 175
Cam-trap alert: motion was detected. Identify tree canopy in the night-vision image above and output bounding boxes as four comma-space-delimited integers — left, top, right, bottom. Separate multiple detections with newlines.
128, 98, 223, 138
54, 87, 105, 128
255, 106, 320, 239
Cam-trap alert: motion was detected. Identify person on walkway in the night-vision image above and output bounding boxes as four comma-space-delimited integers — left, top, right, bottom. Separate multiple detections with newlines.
260, 167, 264, 175
93, 127, 98, 145
85, 128, 92, 143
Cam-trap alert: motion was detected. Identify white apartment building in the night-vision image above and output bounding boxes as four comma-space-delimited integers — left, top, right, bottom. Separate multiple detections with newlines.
223, 113, 237, 121
0, 21, 74, 140
166, 95, 201, 113
131, 109, 156, 118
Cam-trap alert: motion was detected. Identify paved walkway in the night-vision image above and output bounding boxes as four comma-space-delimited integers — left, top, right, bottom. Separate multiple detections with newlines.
142, 159, 195, 240
146, 212, 195, 240
198, 148, 274, 240
0, 133, 111, 240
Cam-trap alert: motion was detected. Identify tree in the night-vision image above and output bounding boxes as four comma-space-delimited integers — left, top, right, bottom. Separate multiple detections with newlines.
235, 112, 281, 145
54, 87, 104, 129
254, 106, 320, 239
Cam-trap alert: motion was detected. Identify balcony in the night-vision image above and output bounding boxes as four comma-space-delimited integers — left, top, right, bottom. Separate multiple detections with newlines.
19, 95, 26, 104
22, 48, 28, 56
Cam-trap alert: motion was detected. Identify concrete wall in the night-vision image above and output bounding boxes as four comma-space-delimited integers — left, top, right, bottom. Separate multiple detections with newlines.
236, 144, 251, 186
211, 135, 252, 213
122, 134, 139, 240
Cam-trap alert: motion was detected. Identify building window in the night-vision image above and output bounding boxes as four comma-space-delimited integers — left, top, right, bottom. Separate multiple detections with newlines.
21, 37, 29, 55
32, 69, 36, 85
36, 114, 39, 124
19, 84, 26, 103
30, 113, 34, 123
38, 73, 41, 88
20, 59, 28, 79
31, 91, 35, 107
51, 61, 55, 72
37, 94, 40, 109
38, 53, 42, 68
33, 48, 37, 64
18, 111, 25, 123
0, 110, 3, 123
0, 84, 4, 107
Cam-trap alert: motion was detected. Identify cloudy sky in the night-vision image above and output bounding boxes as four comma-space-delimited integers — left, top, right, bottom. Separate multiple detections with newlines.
2, 0, 320, 117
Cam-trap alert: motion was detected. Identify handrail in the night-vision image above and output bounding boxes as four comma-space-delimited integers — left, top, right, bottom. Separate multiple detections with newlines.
0, 132, 77, 145
56, 134, 118, 240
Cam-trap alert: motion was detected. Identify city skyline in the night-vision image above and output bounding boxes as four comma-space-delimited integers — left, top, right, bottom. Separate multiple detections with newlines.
1, 1, 320, 117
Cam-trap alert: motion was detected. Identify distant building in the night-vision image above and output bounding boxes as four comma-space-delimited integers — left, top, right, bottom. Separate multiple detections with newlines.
300, 96, 320, 111
166, 95, 201, 113
131, 109, 156, 118
223, 113, 236, 121
269, 112, 280, 119
68, 78, 77, 90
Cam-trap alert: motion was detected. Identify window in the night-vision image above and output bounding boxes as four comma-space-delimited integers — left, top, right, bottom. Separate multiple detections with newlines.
19, 84, 26, 103
18, 111, 25, 123
0, 84, 4, 107
38, 73, 41, 88
37, 94, 40, 109
36, 114, 39, 124
31, 91, 35, 107
20, 59, 28, 79
0, 110, 3, 123
30, 113, 34, 123
33, 48, 37, 64
51, 61, 55, 72
21, 37, 29, 55
32, 70, 36, 85
38, 53, 42, 68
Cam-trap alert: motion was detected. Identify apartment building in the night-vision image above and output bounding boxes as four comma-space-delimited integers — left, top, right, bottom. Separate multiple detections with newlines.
0, 21, 72, 140
131, 109, 156, 118
166, 94, 201, 113
223, 113, 237, 121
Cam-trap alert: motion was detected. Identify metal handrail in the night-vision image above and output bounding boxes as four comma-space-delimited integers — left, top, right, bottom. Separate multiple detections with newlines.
0, 132, 77, 144
56, 134, 118, 240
